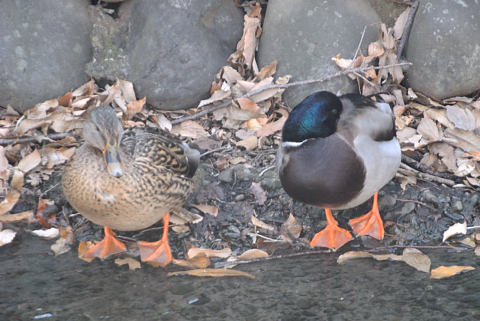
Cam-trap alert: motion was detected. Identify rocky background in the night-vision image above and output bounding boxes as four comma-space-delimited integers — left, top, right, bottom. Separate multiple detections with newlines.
1, 0, 479, 113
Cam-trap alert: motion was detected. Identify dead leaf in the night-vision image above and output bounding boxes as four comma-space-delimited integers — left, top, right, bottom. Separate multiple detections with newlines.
279, 214, 302, 242
393, 7, 410, 40
417, 117, 441, 141
443, 221, 467, 242
446, 105, 476, 131
250, 182, 266, 205
198, 89, 231, 108
0, 229, 16, 246
187, 247, 232, 259
0, 210, 33, 223
115, 258, 142, 270
256, 116, 286, 137
119, 79, 137, 103
17, 149, 41, 173
174, 253, 211, 269
51, 237, 71, 257
171, 120, 208, 139
126, 97, 146, 119
402, 248, 431, 273
236, 136, 257, 150
475, 246, 480, 257
31, 228, 59, 240
430, 265, 475, 279
251, 215, 275, 231
77, 241, 95, 262
337, 251, 404, 264
168, 268, 255, 279
36, 199, 57, 228
237, 249, 269, 260
191, 204, 219, 217
0, 170, 24, 215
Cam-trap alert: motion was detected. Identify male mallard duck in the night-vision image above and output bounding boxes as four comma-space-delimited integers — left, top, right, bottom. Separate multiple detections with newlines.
276, 91, 401, 250
62, 106, 200, 266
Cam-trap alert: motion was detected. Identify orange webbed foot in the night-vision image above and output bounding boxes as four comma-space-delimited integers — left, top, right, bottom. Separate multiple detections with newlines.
137, 213, 173, 267
349, 192, 384, 240
310, 209, 353, 251
84, 227, 127, 259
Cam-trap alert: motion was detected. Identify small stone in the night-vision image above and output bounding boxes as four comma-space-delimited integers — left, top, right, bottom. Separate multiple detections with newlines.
235, 194, 246, 201
452, 200, 463, 211
218, 167, 234, 183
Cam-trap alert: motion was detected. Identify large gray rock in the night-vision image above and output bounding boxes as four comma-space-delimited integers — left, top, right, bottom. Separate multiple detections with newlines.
257, 0, 381, 108
405, 1, 480, 99
86, 0, 244, 110
0, 0, 92, 113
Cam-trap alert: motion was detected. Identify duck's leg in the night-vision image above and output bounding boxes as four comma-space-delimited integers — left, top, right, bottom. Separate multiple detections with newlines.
138, 213, 173, 267
349, 192, 384, 239
310, 209, 353, 250
84, 227, 127, 259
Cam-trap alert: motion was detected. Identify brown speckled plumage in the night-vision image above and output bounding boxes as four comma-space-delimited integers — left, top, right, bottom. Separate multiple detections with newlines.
62, 106, 199, 232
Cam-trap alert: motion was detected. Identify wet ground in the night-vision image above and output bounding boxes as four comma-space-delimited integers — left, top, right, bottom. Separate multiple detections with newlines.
1, 151, 480, 320
1, 231, 479, 321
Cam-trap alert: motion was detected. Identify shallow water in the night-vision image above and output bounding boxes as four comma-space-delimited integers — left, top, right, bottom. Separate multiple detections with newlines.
1, 232, 479, 321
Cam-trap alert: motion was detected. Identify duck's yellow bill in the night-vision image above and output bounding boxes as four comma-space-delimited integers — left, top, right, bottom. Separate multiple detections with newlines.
103, 142, 124, 178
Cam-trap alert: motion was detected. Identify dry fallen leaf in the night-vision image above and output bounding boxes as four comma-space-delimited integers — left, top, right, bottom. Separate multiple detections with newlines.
0, 210, 33, 223
17, 149, 41, 173
430, 266, 475, 279
236, 249, 269, 260
31, 228, 60, 240
236, 135, 258, 150
442, 221, 467, 242
115, 258, 142, 270
251, 215, 275, 231
250, 182, 266, 205
77, 241, 95, 262
51, 237, 71, 257
337, 251, 404, 264
174, 253, 211, 269
191, 204, 219, 217
279, 214, 302, 242
0, 170, 24, 215
187, 247, 232, 260
0, 229, 16, 246
171, 120, 208, 139
167, 268, 255, 279
402, 248, 431, 273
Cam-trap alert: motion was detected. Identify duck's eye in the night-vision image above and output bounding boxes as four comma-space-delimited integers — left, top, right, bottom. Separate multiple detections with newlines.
331, 109, 338, 115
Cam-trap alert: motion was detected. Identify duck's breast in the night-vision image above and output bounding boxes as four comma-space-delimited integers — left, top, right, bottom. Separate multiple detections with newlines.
277, 134, 366, 208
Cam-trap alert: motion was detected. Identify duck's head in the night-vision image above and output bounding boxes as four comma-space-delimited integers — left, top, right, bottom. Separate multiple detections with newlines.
83, 106, 125, 178
282, 91, 343, 143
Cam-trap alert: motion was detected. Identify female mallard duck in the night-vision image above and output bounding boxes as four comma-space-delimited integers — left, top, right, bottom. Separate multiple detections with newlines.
62, 106, 200, 266
276, 91, 401, 250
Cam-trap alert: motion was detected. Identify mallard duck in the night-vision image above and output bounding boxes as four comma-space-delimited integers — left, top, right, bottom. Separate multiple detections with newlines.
62, 106, 200, 266
276, 91, 401, 250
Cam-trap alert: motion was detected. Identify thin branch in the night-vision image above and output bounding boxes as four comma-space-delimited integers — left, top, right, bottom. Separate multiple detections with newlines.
401, 154, 459, 181
397, 1, 419, 58
0, 132, 73, 146
399, 163, 455, 186
171, 62, 411, 125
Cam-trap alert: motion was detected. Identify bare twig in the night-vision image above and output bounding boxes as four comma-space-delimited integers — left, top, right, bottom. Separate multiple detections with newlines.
401, 154, 458, 181
171, 62, 411, 125
0, 132, 74, 146
397, 0, 419, 58
214, 250, 327, 268
399, 163, 455, 186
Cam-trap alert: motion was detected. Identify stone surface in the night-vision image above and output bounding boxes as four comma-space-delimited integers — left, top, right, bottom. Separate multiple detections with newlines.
86, 0, 244, 110
0, 0, 92, 113
257, 0, 381, 108
405, 1, 480, 99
